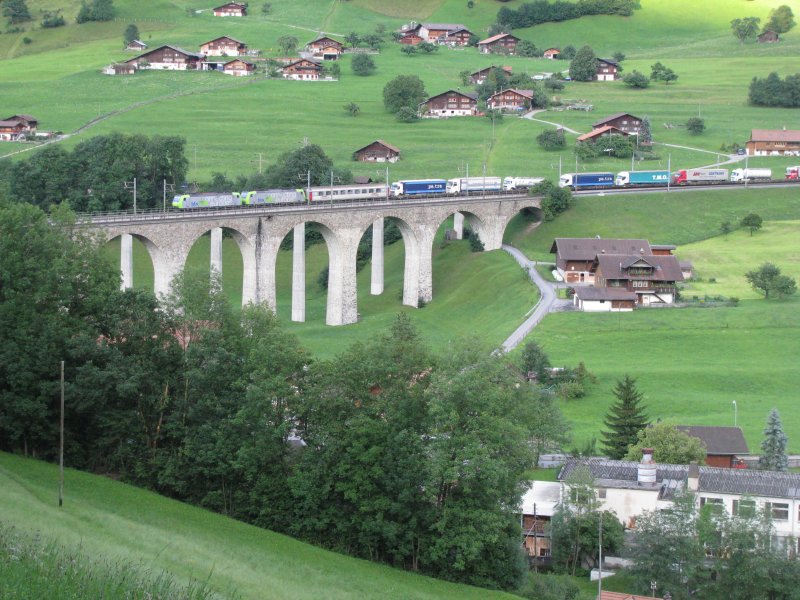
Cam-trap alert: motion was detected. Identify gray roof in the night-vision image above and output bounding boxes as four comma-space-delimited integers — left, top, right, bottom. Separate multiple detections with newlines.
595, 253, 684, 282
676, 426, 750, 455
550, 238, 652, 261
422, 23, 468, 31
560, 458, 800, 500
574, 287, 637, 301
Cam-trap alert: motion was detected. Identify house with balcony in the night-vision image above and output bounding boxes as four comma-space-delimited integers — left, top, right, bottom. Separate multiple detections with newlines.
592, 253, 684, 305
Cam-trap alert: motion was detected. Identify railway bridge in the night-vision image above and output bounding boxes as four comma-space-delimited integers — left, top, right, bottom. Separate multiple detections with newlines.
81, 194, 541, 326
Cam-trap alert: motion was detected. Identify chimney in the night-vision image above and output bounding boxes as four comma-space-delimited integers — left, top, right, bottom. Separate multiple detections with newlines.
637, 448, 657, 487
687, 462, 700, 491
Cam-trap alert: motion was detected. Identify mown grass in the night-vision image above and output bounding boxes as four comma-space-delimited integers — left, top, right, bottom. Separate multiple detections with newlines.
505, 187, 800, 261
0, 524, 216, 600
0, 453, 518, 600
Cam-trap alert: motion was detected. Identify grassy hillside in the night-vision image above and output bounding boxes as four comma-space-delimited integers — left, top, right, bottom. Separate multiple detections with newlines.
0, 453, 518, 600
1, 0, 798, 181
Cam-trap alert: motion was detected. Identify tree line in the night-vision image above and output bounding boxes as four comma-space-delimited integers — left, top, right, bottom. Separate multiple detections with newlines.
748, 72, 800, 108
496, 0, 638, 31
0, 198, 572, 592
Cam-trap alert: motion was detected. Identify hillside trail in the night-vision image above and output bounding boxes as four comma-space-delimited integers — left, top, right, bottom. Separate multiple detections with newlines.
319, 0, 340, 33
522, 109, 581, 135
0, 78, 258, 160
6, 32, 24, 60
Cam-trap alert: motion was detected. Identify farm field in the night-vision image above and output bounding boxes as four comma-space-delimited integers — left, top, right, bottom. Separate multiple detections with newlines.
1, 0, 798, 182
0, 452, 518, 600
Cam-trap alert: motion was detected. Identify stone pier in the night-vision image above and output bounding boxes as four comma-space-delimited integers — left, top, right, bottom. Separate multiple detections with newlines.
291, 223, 305, 322
453, 212, 464, 240
120, 233, 133, 290
210, 227, 223, 276
371, 218, 384, 296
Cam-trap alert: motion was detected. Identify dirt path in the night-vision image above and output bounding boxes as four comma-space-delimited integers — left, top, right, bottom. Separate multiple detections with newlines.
522, 110, 582, 134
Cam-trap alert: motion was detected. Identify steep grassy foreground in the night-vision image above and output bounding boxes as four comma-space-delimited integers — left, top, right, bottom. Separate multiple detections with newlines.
0, 453, 517, 600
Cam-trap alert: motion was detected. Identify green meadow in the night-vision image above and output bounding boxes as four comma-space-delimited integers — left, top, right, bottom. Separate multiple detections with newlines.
0, 453, 517, 600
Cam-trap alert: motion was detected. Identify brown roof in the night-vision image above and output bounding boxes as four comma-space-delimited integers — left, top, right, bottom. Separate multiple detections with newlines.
551, 238, 652, 261
421, 90, 478, 104
593, 112, 641, 128
308, 35, 343, 45
353, 176, 373, 184
478, 32, 519, 45
126, 45, 204, 63
201, 35, 246, 46
0, 120, 25, 127
597, 58, 619, 66
676, 426, 750, 456
574, 287, 637, 301
223, 59, 254, 67
282, 58, 322, 69
651, 244, 676, 250
491, 88, 534, 99
577, 125, 627, 142
749, 129, 800, 143
214, 2, 245, 9
354, 140, 400, 154
471, 66, 512, 76
422, 23, 468, 31
595, 254, 684, 282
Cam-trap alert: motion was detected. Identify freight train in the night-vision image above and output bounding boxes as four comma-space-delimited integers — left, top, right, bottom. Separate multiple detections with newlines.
171, 167, 797, 209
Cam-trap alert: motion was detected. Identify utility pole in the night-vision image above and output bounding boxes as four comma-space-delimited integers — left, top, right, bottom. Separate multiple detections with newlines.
482, 162, 487, 199
124, 178, 137, 213
59, 360, 64, 507
162, 179, 175, 212
385, 166, 389, 199
253, 152, 264, 174
597, 511, 603, 598
667, 154, 671, 192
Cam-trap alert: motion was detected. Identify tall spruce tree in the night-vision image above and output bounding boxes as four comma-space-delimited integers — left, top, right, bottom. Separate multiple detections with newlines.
759, 408, 788, 472
601, 375, 649, 459
639, 116, 652, 145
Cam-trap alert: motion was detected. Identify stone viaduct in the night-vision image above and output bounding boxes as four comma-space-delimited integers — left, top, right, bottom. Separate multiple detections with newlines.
86, 195, 541, 326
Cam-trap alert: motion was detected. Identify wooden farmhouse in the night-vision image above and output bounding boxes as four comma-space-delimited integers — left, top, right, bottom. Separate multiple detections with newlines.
470, 65, 512, 85
353, 140, 401, 163
543, 47, 560, 59
595, 58, 619, 81
213, 2, 246, 17
477, 33, 520, 55
306, 35, 344, 60
125, 40, 147, 51
745, 129, 800, 156
103, 63, 136, 75
399, 22, 472, 45
280, 58, 323, 80
576, 125, 628, 143
551, 237, 653, 284
592, 253, 684, 306
222, 59, 255, 76
436, 26, 473, 46
676, 426, 750, 468
200, 36, 247, 56
592, 112, 643, 135
399, 32, 423, 45
419, 90, 478, 118
758, 30, 780, 43
0, 114, 37, 141
487, 89, 534, 112
125, 45, 203, 70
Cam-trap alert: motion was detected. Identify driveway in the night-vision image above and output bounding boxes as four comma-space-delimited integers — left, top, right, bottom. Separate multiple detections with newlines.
522, 110, 581, 135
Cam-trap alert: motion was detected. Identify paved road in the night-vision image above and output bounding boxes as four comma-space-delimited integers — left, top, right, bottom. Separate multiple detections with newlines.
522, 110, 582, 134
500, 244, 557, 352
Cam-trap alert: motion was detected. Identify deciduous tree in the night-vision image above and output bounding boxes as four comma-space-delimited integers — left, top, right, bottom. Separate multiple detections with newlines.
568, 45, 597, 82
536, 128, 566, 150
276, 35, 298, 54
351, 53, 375, 76
383, 74, 427, 114
686, 117, 705, 135
740, 212, 762, 236
623, 70, 649, 88
764, 5, 795, 34
731, 17, 761, 44
623, 422, 707, 464
2, 0, 31, 23
601, 375, 649, 459
745, 262, 797, 299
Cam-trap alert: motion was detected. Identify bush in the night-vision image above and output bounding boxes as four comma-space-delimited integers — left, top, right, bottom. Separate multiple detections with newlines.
623, 70, 649, 88
41, 13, 65, 28
351, 54, 375, 76
516, 39, 540, 57
22, 36, 31, 44
395, 106, 418, 122
686, 117, 705, 135
317, 266, 329, 289
537, 129, 566, 150
544, 79, 565, 91
749, 72, 800, 108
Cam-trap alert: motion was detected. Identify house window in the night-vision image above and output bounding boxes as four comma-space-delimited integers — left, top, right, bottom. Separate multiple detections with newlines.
766, 502, 789, 520
700, 497, 724, 515
733, 499, 756, 517
632, 280, 649, 288
598, 488, 607, 499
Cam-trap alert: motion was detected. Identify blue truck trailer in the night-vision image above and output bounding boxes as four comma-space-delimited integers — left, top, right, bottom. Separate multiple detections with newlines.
558, 172, 615, 188
614, 170, 671, 186
390, 179, 447, 197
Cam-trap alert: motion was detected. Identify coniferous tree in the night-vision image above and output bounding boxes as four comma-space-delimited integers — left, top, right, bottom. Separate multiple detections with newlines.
3, 0, 31, 23
639, 116, 652, 144
124, 23, 140, 45
759, 408, 789, 472
601, 375, 649, 459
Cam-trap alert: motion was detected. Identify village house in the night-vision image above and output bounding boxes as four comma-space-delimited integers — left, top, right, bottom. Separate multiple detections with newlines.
520, 481, 560, 566
469, 65, 512, 85
487, 88, 534, 112
592, 113, 643, 135
213, 2, 246, 17
222, 59, 255, 76
558, 454, 800, 551
0, 118, 29, 141
543, 47, 560, 59
399, 32, 423, 45
125, 39, 147, 51
477, 33, 520, 55
4, 114, 38, 132
125, 45, 203, 70
675, 426, 750, 468
305, 35, 344, 60
436, 26, 473, 46
551, 237, 653, 284
572, 287, 638, 312
745, 129, 800, 156
280, 58, 323, 80
576, 125, 629, 143
103, 63, 136, 76
592, 253, 683, 306
419, 90, 478, 117
758, 30, 780, 43
200, 36, 247, 56
353, 140, 401, 163
399, 22, 472, 45
595, 58, 619, 81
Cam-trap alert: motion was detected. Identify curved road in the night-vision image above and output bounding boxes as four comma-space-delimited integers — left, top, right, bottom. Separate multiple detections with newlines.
500, 244, 556, 352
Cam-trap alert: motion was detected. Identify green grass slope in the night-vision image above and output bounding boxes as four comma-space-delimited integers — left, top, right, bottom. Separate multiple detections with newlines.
0, 453, 517, 600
